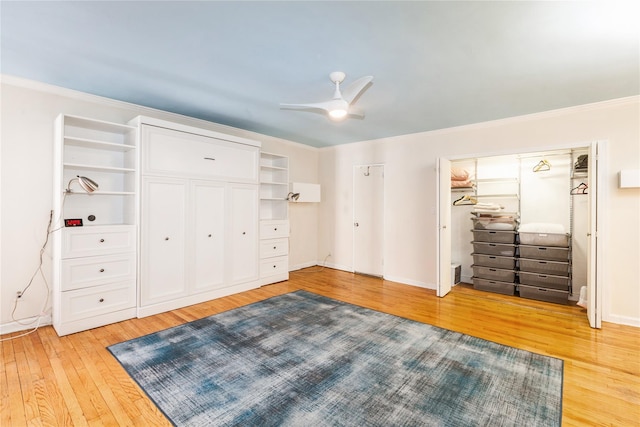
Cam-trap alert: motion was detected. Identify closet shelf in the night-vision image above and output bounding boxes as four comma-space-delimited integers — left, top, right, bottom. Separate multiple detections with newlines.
476, 193, 519, 199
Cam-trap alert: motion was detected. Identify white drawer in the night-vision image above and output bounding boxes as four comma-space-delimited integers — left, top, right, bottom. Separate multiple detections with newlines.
61, 281, 136, 322
61, 253, 136, 291
260, 220, 289, 239
143, 125, 259, 182
62, 225, 135, 259
260, 256, 289, 278
260, 238, 288, 259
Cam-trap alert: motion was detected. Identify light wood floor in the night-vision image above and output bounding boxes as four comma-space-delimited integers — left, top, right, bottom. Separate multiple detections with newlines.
2, 267, 639, 426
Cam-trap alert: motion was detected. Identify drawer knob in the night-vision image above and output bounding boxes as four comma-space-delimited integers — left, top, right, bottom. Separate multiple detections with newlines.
273, 246, 277, 250
99, 298, 104, 303
165, 237, 169, 241
242, 232, 246, 235
273, 265, 277, 268
99, 239, 105, 243
99, 268, 105, 273
274, 227, 278, 231
208, 234, 212, 237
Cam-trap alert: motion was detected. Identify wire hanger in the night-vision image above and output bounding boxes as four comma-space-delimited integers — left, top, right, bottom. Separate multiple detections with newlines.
453, 195, 478, 206
533, 159, 551, 172
570, 182, 588, 195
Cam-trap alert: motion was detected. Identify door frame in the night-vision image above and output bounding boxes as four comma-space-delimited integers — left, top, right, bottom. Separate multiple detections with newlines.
353, 164, 385, 277
436, 141, 606, 328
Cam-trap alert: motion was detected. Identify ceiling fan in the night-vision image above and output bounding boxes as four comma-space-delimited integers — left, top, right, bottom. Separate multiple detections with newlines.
280, 72, 374, 120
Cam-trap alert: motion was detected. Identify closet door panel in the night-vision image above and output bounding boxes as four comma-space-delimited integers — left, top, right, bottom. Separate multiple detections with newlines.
228, 183, 259, 285
191, 181, 226, 293
141, 178, 187, 306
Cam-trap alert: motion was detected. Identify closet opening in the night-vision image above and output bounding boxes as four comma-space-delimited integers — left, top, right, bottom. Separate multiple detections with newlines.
437, 142, 603, 328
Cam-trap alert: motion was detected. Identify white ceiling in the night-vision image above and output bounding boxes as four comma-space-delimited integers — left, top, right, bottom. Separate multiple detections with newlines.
1, 1, 638, 147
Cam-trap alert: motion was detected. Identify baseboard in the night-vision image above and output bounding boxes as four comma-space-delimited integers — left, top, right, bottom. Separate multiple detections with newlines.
0, 314, 52, 335
289, 261, 318, 271
604, 313, 640, 328
383, 275, 433, 290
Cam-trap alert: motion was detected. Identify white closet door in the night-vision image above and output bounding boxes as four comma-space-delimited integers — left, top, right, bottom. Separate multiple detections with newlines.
141, 177, 187, 306
437, 158, 452, 297
191, 181, 226, 293
353, 165, 384, 277
228, 183, 259, 285
587, 141, 603, 329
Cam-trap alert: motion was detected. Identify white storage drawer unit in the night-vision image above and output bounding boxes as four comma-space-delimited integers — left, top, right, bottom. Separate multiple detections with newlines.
260, 257, 289, 278
60, 281, 137, 322
61, 253, 136, 291
143, 125, 259, 182
62, 225, 136, 258
260, 238, 288, 258
260, 220, 289, 239
259, 219, 289, 285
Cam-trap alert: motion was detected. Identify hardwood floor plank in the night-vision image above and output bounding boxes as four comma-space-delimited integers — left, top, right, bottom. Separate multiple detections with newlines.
1, 267, 638, 426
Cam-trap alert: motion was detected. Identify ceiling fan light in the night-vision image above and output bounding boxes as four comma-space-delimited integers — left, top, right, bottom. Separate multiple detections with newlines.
329, 108, 348, 119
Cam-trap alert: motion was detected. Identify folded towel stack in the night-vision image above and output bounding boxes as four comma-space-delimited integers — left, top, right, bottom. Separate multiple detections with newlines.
451, 168, 473, 188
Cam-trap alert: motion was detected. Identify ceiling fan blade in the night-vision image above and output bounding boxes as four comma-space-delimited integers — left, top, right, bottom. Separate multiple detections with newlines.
341, 76, 374, 104
279, 101, 332, 112
348, 107, 365, 119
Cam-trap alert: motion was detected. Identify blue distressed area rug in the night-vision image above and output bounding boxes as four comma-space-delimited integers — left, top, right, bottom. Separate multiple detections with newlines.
108, 291, 563, 426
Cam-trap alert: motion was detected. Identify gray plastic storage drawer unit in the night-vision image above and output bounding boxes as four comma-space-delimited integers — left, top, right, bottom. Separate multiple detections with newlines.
519, 285, 568, 304
472, 265, 516, 282
471, 242, 517, 257
518, 271, 570, 290
473, 278, 515, 295
519, 245, 570, 261
471, 253, 517, 269
519, 259, 570, 276
519, 232, 570, 247
471, 230, 517, 244
471, 217, 517, 230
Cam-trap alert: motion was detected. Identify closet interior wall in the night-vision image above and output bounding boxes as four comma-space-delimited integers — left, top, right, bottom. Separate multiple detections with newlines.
451, 149, 587, 302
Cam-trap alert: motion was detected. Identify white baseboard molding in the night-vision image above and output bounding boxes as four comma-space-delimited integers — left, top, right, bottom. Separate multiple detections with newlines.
604, 313, 640, 328
289, 261, 318, 271
383, 274, 433, 290
0, 314, 52, 336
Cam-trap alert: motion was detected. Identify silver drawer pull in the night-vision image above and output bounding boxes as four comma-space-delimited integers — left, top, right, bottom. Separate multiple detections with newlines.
99, 298, 104, 303
99, 238, 105, 243
99, 268, 105, 273
204, 157, 216, 161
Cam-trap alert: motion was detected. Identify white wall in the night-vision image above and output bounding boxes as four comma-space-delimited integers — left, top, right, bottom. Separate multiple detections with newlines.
318, 97, 640, 326
0, 77, 319, 333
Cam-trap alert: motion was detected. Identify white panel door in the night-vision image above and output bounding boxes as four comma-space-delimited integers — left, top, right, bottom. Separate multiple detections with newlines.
191, 181, 226, 293
228, 183, 259, 285
141, 177, 187, 306
437, 158, 452, 297
587, 141, 603, 328
353, 165, 384, 277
